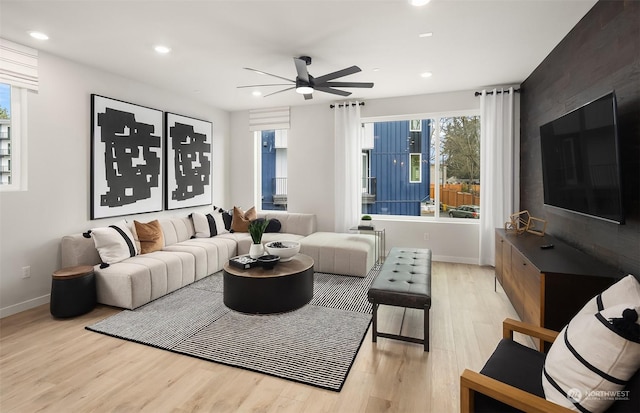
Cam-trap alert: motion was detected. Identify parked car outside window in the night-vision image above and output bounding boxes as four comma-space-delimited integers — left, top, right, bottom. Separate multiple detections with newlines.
448, 205, 480, 219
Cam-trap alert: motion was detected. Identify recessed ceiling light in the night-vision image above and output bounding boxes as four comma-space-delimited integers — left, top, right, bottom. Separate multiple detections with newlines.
29, 31, 49, 40
154, 45, 171, 54
419, 32, 433, 38
421, 72, 433, 78
372, 68, 381, 72
252, 91, 262, 97
409, 0, 431, 6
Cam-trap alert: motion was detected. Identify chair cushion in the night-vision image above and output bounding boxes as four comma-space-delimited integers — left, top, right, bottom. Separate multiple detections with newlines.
474, 338, 546, 413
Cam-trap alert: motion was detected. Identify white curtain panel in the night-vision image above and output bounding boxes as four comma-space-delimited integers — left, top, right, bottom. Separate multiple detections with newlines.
479, 88, 518, 266
334, 102, 363, 232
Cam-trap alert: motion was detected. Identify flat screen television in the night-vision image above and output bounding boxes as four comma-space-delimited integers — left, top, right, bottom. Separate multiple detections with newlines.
539, 91, 624, 224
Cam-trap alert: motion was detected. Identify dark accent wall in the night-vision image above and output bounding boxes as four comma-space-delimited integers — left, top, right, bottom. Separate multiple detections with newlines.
520, 0, 639, 276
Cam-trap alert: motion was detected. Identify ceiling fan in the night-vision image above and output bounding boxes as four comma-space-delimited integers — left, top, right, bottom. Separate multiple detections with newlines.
238, 56, 374, 100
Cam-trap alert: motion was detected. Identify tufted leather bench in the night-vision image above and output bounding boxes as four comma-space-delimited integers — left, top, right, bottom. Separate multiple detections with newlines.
367, 247, 431, 351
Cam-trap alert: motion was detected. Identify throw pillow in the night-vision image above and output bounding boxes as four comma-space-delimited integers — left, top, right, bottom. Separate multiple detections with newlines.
217, 207, 233, 231
577, 274, 640, 315
192, 211, 230, 238
252, 218, 282, 233
542, 304, 640, 413
90, 220, 139, 265
231, 206, 257, 232
133, 220, 164, 254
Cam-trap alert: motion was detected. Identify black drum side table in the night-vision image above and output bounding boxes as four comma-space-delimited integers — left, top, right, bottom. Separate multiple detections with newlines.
50, 265, 96, 318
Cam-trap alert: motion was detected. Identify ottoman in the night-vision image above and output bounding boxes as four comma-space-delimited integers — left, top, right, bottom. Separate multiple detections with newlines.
299, 232, 375, 277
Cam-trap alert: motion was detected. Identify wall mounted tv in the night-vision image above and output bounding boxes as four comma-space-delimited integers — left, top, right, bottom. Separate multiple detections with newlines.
539, 91, 624, 224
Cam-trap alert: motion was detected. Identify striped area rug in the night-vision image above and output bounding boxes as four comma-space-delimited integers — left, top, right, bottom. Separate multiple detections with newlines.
87, 266, 379, 391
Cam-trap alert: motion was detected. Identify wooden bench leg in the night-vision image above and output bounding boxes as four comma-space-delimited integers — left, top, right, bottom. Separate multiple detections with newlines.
372, 303, 379, 343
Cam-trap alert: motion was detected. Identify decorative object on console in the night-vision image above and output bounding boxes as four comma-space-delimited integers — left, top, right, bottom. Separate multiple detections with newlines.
133, 220, 164, 254
505, 210, 547, 236
265, 241, 300, 262
231, 206, 257, 232
91, 95, 163, 219
165, 112, 213, 210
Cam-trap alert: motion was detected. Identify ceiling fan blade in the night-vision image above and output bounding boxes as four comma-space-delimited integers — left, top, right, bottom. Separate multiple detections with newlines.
313, 66, 361, 84
314, 86, 352, 97
304, 93, 313, 100
236, 83, 292, 88
293, 57, 309, 83
263, 86, 296, 97
243, 67, 295, 83
321, 81, 374, 88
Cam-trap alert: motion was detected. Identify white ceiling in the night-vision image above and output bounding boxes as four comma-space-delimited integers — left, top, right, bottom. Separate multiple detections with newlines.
0, 0, 597, 112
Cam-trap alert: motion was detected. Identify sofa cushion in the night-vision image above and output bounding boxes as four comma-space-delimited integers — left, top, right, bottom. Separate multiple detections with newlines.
543, 304, 640, 413
231, 206, 256, 232
90, 220, 139, 265
133, 220, 164, 254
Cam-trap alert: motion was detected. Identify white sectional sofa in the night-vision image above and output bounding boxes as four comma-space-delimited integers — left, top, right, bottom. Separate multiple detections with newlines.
61, 211, 376, 310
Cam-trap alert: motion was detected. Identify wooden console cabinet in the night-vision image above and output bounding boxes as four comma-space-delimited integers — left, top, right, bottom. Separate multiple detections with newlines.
495, 228, 622, 350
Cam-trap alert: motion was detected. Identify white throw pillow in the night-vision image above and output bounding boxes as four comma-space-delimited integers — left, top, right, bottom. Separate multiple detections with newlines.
91, 220, 139, 264
543, 304, 640, 413
578, 275, 640, 315
192, 212, 228, 238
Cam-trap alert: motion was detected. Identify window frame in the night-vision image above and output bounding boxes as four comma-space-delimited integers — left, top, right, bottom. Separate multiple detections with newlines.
360, 109, 480, 222
0, 85, 28, 192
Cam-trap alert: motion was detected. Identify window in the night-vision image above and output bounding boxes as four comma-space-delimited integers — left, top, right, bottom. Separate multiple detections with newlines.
0, 83, 10, 185
0, 83, 27, 190
255, 129, 288, 211
361, 113, 480, 219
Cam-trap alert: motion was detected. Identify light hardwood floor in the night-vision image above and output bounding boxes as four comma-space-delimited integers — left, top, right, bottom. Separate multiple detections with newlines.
0, 262, 526, 413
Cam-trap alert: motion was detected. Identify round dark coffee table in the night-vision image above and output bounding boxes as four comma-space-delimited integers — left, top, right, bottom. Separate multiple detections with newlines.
223, 254, 314, 314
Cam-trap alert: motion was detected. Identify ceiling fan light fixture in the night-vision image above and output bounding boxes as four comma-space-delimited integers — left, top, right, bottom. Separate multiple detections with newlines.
296, 86, 313, 95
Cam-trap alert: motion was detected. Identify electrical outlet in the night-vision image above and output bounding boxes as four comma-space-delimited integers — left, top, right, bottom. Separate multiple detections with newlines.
423, 233, 430, 241
21, 266, 31, 278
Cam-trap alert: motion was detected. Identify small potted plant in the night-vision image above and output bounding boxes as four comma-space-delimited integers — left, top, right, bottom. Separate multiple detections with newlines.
248, 219, 270, 258
360, 215, 373, 229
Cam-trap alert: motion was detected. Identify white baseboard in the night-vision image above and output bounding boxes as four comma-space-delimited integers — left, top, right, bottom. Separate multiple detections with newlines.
432, 255, 479, 265
0, 294, 50, 319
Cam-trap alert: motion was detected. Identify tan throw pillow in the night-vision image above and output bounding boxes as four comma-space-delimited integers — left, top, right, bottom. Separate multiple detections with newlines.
134, 220, 164, 254
231, 206, 256, 232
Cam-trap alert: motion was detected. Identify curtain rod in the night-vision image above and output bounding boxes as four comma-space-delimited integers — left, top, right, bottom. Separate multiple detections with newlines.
329, 102, 365, 109
474, 88, 521, 97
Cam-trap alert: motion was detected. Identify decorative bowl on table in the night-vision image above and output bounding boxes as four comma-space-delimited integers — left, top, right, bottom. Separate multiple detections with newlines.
264, 241, 301, 262
257, 254, 280, 270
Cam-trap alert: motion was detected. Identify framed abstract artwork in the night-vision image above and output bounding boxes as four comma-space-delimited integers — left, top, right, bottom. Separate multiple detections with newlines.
165, 112, 213, 210
90, 95, 164, 219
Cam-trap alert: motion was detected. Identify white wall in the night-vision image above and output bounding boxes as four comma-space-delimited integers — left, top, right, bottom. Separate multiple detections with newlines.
230, 90, 482, 264
0, 52, 230, 317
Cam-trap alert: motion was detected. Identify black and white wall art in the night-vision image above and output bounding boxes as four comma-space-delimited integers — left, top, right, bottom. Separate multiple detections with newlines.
91, 95, 164, 219
165, 112, 213, 210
